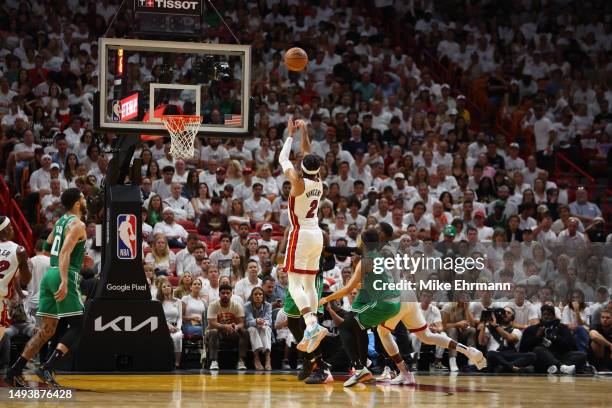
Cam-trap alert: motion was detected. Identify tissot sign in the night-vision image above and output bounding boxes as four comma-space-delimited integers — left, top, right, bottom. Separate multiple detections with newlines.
135, 0, 202, 15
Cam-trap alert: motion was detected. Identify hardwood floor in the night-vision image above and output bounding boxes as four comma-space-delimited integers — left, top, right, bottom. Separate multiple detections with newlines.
1, 372, 610, 407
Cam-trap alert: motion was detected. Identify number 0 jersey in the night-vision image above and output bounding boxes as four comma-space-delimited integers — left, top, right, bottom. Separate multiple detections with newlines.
49, 214, 85, 270
288, 177, 322, 229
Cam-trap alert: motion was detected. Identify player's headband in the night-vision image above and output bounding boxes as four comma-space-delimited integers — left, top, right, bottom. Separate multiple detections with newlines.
0, 217, 10, 232
301, 162, 319, 175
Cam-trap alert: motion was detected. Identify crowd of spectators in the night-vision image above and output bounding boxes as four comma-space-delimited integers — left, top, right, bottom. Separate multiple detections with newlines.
0, 0, 610, 373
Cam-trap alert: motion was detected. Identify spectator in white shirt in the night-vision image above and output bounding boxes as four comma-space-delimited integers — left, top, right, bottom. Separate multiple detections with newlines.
152, 165, 175, 200
200, 137, 230, 167
164, 183, 195, 221
209, 233, 237, 277
506, 285, 540, 330
244, 183, 272, 222
153, 207, 188, 248
234, 259, 262, 303
257, 224, 278, 257
63, 117, 84, 151
474, 210, 494, 241
175, 234, 202, 277
29, 154, 53, 195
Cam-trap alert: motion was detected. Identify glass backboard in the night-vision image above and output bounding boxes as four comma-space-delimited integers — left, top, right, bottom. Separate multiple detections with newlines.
96, 38, 251, 136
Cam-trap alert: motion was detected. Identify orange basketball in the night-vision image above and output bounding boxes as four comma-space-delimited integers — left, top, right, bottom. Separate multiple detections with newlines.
284, 47, 308, 71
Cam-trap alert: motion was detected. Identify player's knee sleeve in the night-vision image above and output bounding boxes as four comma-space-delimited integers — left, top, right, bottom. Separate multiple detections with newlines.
377, 325, 399, 356
416, 328, 451, 349
59, 315, 83, 349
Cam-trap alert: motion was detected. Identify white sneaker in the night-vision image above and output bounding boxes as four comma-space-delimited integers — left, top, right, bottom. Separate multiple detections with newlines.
449, 357, 459, 372
465, 347, 487, 370
547, 365, 558, 374
389, 371, 416, 386
209, 361, 219, 370
237, 360, 247, 370
560, 365, 575, 375
376, 366, 395, 382
343, 367, 373, 387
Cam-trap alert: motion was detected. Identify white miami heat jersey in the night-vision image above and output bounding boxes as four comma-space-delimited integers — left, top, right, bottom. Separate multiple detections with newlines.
0, 240, 19, 299
288, 177, 323, 229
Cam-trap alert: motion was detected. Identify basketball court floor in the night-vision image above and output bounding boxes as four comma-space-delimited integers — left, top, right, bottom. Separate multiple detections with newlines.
1, 371, 610, 407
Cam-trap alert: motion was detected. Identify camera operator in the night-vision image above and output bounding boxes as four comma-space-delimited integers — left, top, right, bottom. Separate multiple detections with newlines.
520, 305, 587, 374
478, 307, 536, 373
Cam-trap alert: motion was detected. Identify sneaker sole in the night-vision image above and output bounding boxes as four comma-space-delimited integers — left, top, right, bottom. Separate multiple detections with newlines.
344, 372, 371, 388
34, 370, 60, 389
306, 329, 328, 354
296, 340, 308, 352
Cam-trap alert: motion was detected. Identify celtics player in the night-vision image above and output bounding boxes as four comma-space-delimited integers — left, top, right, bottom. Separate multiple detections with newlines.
320, 228, 402, 387
5, 188, 87, 388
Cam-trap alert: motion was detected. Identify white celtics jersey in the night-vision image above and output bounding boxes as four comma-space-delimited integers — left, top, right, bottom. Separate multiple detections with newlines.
288, 177, 323, 229
0, 240, 19, 299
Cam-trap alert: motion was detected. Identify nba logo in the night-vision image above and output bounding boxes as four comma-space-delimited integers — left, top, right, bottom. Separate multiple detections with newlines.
117, 214, 137, 260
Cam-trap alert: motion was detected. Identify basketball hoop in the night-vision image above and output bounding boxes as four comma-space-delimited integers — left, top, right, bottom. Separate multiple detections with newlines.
161, 115, 201, 160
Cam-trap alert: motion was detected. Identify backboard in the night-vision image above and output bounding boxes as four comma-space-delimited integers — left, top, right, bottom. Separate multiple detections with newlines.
95, 37, 251, 137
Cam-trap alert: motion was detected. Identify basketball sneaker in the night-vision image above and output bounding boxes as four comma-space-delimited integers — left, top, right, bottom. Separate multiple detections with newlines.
297, 358, 313, 381
343, 367, 373, 387
4, 371, 28, 388
304, 324, 329, 354
389, 371, 417, 386
237, 360, 247, 370
465, 347, 487, 370
376, 366, 396, 382
560, 365, 575, 375
209, 361, 219, 370
305, 368, 334, 384
35, 366, 60, 389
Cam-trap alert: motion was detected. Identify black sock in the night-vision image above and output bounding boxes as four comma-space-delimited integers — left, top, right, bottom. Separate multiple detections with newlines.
9, 356, 29, 374
42, 349, 64, 369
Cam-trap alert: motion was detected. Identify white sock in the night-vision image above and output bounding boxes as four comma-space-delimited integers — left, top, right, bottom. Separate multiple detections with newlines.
304, 312, 317, 328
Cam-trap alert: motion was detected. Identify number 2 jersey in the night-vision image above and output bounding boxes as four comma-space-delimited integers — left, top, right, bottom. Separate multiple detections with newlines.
285, 177, 324, 274
0, 240, 19, 326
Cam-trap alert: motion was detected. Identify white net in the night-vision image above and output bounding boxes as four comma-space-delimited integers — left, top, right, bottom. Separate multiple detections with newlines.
162, 115, 201, 160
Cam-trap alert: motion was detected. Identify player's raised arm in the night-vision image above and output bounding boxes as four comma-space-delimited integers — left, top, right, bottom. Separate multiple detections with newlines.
55, 220, 85, 301
296, 119, 311, 155
279, 118, 302, 186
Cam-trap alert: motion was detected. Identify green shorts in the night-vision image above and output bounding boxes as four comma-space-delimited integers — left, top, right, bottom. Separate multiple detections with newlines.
352, 300, 400, 329
37, 266, 84, 319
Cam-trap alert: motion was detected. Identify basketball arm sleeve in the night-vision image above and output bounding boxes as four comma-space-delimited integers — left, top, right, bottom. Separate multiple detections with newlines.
279, 137, 293, 173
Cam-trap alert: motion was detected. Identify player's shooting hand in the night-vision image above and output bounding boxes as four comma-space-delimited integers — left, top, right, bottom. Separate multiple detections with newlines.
287, 118, 296, 136
54, 281, 68, 301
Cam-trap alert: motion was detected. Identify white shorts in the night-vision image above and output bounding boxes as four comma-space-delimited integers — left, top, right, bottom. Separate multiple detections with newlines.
284, 227, 323, 275
381, 302, 428, 333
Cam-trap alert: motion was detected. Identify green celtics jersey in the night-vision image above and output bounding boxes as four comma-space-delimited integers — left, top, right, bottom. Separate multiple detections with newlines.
283, 272, 324, 318
360, 250, 400, 302
49, 214, 85, 270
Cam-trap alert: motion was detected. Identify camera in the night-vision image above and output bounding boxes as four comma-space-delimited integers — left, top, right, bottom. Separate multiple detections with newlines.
481, 308, 505, 323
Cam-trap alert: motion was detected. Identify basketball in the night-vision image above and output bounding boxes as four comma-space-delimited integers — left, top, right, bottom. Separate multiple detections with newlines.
284, 47, 308, 71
